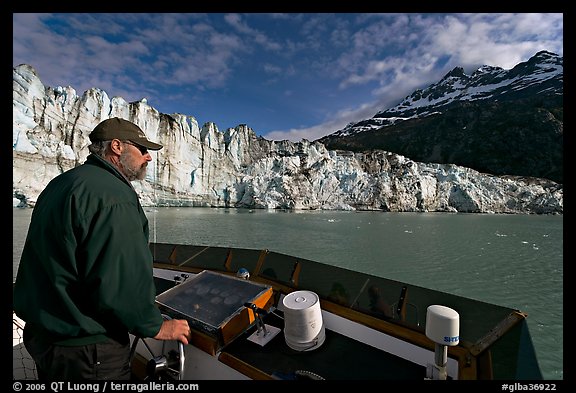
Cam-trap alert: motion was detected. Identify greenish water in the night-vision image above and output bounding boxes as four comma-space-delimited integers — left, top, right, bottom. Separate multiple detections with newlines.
13, 207, 563, 380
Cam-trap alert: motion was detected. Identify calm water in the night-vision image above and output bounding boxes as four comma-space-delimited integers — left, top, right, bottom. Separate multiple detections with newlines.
12, 207, 563, 380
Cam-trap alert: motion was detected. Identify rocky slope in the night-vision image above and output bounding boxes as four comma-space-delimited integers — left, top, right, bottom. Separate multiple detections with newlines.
318, 51, 563, 184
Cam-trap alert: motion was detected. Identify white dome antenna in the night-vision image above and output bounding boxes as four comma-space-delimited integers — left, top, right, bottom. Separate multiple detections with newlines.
425, 305, 460, 380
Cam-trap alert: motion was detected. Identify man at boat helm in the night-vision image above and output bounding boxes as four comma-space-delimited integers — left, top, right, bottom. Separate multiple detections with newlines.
13, 117, 192, 380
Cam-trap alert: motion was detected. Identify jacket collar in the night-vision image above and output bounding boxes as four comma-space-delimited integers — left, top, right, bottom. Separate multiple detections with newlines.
85, 154, 135, 190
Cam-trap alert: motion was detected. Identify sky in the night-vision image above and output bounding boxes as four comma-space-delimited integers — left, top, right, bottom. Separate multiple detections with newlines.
13, 13, 563, 142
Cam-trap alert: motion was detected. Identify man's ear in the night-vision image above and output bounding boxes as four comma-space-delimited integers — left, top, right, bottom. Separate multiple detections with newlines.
109, 139, 124, 155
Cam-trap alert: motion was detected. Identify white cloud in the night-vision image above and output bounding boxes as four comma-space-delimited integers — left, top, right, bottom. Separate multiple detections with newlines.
13, 13, 563, 142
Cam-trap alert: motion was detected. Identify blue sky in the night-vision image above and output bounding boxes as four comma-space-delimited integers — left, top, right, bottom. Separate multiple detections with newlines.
13, 13, 563, 142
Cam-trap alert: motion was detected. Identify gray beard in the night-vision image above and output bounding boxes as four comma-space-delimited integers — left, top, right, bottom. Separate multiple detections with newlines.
119, 152, 147, 181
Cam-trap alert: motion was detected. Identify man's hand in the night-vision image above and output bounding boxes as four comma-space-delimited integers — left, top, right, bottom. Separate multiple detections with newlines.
154, 318, 191, 344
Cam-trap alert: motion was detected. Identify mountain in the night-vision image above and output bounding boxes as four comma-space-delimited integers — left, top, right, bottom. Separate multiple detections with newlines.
12, 63, 562, 214
317, 51, 563, 184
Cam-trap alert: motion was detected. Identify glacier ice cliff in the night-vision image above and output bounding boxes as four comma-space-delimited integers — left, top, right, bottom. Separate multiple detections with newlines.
13, 64, 562, 214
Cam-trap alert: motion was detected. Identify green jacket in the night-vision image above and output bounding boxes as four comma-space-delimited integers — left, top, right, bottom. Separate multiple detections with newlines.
13, 154, 163, 346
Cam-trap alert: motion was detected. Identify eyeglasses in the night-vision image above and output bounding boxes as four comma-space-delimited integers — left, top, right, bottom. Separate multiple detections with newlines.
123, 141, 148, 155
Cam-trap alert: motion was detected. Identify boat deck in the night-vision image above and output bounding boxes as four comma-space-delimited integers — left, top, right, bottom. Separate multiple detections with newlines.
219, 311, 426, 380
14, 243, 544, 380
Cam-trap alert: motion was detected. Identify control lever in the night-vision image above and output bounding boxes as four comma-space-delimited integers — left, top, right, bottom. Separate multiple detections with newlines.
244, 302, 281, 346
244, 302, 268, 316
244, 302, 269, 336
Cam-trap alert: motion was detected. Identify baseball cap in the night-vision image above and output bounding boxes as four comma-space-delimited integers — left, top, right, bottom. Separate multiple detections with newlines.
89, 117, 163, 150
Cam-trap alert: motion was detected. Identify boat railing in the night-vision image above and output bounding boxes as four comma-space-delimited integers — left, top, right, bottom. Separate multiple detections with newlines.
13, 311, 38, 380
149, 242, 543, 380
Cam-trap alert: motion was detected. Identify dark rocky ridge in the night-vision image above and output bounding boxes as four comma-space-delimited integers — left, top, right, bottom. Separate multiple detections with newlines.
318, 51, 563, 184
